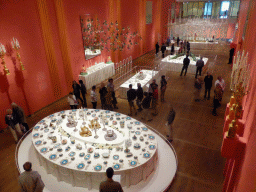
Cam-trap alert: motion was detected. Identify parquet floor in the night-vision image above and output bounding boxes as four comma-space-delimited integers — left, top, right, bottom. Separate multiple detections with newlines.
0, 41, 231, 192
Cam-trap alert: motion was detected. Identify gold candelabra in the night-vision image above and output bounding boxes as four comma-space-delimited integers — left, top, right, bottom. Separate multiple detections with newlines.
0, 44, 10, 75
11, 38, 25, 71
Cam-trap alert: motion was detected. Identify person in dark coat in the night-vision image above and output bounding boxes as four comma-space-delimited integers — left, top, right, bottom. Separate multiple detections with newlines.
155, 42, 160, 56
72, 80, 83, 104
11, 103, 29, 132
99, 82, 107, 109
228, 48, 235, 64
170, 44, 175, 55
127, 84, 137, 116
161, 44, 166, 58
177, 36, 180, 47
166, 106, 176, 142
187, 41, 190, 52
183, 40, 187, 52
136, 83, 144, 112
195, 56, 204, 78
141, 92, 153, 121
180, 54, 190, 76
160, 75, 167, 102
204, 72, 213, 100
107, 78, 118, 109
79, 80, 87, 107
212, 84, 223, 116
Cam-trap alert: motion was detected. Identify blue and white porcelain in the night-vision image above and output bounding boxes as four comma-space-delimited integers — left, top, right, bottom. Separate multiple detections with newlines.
40, 120, 45, 123
149, 135, 155, 140
72, 109, 77, 112
60, 111, 65, 114
143, 153, 150, 158
106, 115, 110, 118
35, 140, 42, 145
84, 154, 90, 160
40, 147, 47, 153
49, 114, 54, 118
113, 163, 120, 170
92, 114, 96, 117
135, 121, 140, 125
79, 152, 85, 157
142, 127, 148, 131
33, 133, 39, 138
95, 109, 99, 112
126, 117, 131, 120
149, 145, 156, 150
116, 113, 120, 116
34, 126, 40, 130
61, 159, 68, 165
135, 131, 141, 135
77, 163, 85, 169
49, 154, 57, 160
69, 152, 76, 157
113, 155, 119, 160
105, 110, 110, 113
94, 164, 102, 171
44, 129, 49, 133
130, 161, 137, 166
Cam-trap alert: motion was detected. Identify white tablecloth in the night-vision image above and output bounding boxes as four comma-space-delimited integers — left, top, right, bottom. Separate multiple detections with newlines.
160, 55, 208, 74
79, 62, 115, 89
32, 109, 158, 190
119, 70, 159, 99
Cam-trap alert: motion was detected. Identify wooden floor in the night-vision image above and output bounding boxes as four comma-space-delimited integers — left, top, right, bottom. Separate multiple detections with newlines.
0, 42, 231, 192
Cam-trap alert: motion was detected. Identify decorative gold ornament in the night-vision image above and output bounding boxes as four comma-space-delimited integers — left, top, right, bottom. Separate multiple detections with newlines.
11, 38, 25, 71
0, 43, 10, 75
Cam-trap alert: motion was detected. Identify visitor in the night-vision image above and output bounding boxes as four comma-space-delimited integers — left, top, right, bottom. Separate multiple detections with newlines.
184, 40, 187, 52
91, 85, 97, 109
5, 109, 23, 143
136, 83, 144, 112
99, 82, 107, 109
212, 83, 223, 116
67, 92, 78, 109
177, 36, 180, 47
215, 76, 225, 92
166, 106, 176, 142
187, 41, 190, 52
161, 44, 166, 58
79, 80, 87, 107
170, 44, 175, 55
99, 167, 123, 192
11, 102, 29, 132
160, 75, 167, 102
72, 80, 83, 105
180, 54, 190, 76
105, 87, 113, 111
195, 56, 204, 78
141, 92, 153, 121
194, 77, 203, 102
228, 48, 235, 64
204, 72, 213, 100
18, 162, 45, 192
127, 84, 137, 116
148, 79, 158, 113
155, 42, 159, 56
107, 78, 118, 109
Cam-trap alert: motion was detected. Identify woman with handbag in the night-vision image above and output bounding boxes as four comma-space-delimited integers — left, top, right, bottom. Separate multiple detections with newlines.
68, 92, 78, 109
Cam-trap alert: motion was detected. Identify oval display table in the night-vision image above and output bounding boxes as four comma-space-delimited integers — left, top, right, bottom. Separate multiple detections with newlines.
17, 109, 177, 192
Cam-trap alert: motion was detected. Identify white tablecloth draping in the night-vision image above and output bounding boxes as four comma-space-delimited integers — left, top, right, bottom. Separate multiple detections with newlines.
32, 109, 158, 190
79, 62, 115, 89
119, 70, 159, 99
160, 55, 208, 74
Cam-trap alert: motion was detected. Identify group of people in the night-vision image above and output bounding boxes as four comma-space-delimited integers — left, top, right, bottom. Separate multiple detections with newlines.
126, 76, 168, 120
18, 162, 123, 192
180, 54, 205, 78
5, 103, 29, 143
194, 73, 225, 115
68, 78, 118, 110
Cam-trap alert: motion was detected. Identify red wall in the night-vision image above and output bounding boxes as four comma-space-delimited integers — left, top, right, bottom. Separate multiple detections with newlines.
223, 0, 256, 191
0, 0, 164, 129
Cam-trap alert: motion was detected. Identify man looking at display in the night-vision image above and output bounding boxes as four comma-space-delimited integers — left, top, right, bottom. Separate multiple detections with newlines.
99, 167, 123, 192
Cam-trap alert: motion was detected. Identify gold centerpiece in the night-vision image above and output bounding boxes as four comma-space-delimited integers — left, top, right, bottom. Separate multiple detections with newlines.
88, 119, 101, 129
79, 126, 92, 137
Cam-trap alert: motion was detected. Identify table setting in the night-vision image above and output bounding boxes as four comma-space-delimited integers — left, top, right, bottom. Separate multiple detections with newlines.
32, 109, 158, 189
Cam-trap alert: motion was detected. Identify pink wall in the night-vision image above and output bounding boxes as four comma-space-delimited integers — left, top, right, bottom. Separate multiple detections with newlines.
222, 0, 256, 191
0, 0, 165, 129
